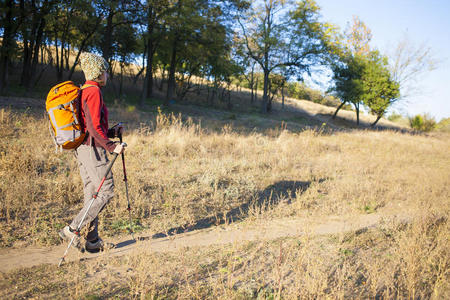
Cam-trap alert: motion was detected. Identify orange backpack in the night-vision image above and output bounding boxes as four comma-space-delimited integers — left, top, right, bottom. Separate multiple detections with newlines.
45, 81, 94, 150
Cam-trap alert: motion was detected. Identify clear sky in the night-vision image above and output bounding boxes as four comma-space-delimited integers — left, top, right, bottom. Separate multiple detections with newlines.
315, 0, 450, 121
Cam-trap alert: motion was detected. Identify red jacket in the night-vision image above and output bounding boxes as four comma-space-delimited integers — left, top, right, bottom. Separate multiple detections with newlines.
80, 81, 116, 153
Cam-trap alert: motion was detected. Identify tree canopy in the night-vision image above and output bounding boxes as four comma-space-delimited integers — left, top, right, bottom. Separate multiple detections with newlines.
236, 0, 331, 112
329, 16, 400, 126
0, 0, 432, 123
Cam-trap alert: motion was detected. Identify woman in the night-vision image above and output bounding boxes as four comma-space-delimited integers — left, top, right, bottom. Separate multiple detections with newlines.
58, 52, 124, 253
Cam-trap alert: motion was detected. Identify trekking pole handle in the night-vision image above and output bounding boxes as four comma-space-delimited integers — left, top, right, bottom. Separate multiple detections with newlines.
111, 122, 124, 139
111, 122, 124, 130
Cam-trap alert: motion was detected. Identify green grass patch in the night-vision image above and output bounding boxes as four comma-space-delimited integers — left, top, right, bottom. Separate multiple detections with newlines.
109, 218, 144, 235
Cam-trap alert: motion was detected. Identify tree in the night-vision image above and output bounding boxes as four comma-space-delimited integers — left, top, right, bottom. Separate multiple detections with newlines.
329, 16, 372, 124
238, 0, 329, 113
331, 50, 400, 126
344, 15, 372, 57
139, 0, 170, 104
162, 0, 241, 106
199, 3, 243, 107
388, 35, 437, 100
164, 0, 186, 105
243, 61, 257, 103
266, 73, 286, 110
113, 22, 138, 95
361, 51, 400, 126
66, 0, 104, 80
0, 0, 20, 92
233, 43, 258, 103
330, 53, 365, 123
330, 16, 404, 127
97, 0, 139, 65
19, 0, 57, 89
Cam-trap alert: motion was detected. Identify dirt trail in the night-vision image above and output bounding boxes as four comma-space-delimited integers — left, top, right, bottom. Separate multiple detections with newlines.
0, 211, 410, 273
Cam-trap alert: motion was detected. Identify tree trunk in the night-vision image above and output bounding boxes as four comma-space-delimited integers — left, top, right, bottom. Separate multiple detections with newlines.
54, 29, 60, 78
29, 16, 46, 88
254, 78, 258, 103
0, 0, 15, 92
210, 81, 217, 105
20, 0, 32, 87
55, 12, 69, 83
146, 53, 154, 99
68, 37, 92, 79
65, 43, 70, 70
119, 62, 124, 95
20, 0, 53, 90
140, 35, 150, 106
333, 101, 346, 119
165, 37, 178, 105
40, 44, 44, 65
133, 66, 145, 85
141, 59, 148, 104
33, 61, 51, 86
59, 38, 65, 79
371, 115, 382, 127
355, 103, 360, 125
267, 79, 274, 112
262, 69, 269, 113
227, 85, 232, 110
145, 5, 158, 99
146, 38, 154, 98
220, 86, 226, 102
281, 84, 285, 109
133, 46, 146, 85
54, 28, 63, 81
102, 9, 114, 65
250, 69, 254, 103
68, 16, 101, 80
159, 64, 166, 91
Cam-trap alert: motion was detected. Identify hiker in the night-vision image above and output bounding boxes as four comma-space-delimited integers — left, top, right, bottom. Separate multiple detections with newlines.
58, 52, 125, 253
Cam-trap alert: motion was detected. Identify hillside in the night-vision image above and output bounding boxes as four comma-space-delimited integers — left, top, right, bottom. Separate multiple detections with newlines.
0, 95, 448, 298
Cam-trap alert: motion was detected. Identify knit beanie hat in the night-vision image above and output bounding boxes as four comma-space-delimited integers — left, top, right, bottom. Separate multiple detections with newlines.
79, 52, 109, 81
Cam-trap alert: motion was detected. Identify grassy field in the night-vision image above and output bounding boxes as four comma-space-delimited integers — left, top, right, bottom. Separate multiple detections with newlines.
0, 99, 449, 298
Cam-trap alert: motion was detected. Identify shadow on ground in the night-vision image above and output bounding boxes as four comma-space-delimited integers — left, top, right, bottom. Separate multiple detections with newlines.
141, 180, 324, 241
315, 113, 412, 133
103, 180, 325, 250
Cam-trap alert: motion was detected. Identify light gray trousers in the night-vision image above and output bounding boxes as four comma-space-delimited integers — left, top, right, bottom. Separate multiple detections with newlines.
70, 144, 114, 241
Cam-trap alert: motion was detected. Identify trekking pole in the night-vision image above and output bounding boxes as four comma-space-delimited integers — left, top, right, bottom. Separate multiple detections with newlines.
58, 143, 126, 267
119, 131, 135, 241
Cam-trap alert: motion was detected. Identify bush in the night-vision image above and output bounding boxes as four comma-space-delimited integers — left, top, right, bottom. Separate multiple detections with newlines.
409, 114, 436, 132
387, 112, 404, 122
436, 117, 450, 132
286, 82, 347, 108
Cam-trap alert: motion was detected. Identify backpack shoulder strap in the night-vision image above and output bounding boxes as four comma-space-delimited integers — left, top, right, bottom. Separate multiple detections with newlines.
79, 84, 99, 102
80, 84, 99, 90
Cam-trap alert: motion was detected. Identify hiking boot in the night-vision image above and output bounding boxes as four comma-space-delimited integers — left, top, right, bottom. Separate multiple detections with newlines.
58, 226, 84, 253
85, 237, 104, 253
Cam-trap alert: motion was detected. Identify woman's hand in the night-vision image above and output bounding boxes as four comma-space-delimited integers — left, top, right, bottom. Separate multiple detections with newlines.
113, 143, 125, 154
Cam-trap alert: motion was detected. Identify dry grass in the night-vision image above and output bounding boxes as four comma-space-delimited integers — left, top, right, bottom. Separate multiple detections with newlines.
0, 104, 449, 298
1, 213, 448, 299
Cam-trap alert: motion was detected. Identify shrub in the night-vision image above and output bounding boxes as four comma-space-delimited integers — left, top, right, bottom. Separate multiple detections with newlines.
409, 114, 436, 132
387, 112, 404, 122
436, 117, 450, 132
